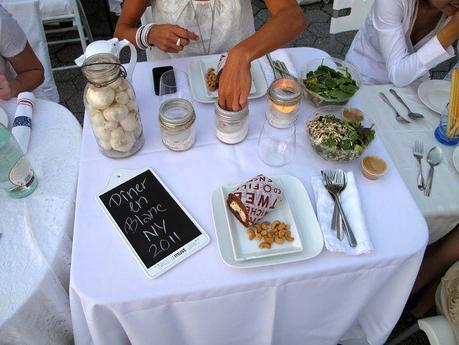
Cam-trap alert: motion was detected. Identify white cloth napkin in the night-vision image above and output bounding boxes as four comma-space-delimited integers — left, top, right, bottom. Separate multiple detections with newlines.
311, 171, 373, 255
12, 92, 34, 153
257, 49, 298, 85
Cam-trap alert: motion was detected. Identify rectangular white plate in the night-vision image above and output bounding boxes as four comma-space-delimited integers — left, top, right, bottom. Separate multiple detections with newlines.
220, 178, 303, 261
212, 175, 324, 268
200, 58, 256, 98
188, 55, 268, 104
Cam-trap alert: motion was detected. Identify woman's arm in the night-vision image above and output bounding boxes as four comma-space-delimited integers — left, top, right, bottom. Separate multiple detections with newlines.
218, 0, 307, 111
374, 0, 456, 87
0, 42, 44, 100
114, 0, 198, 53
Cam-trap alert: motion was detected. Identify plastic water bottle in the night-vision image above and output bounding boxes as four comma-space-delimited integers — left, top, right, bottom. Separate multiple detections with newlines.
0, 123, 37, 198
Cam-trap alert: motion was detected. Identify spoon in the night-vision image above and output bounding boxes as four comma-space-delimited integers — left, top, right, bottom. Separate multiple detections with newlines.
424, 146, 442, 196
389, 89, 424, 119
379, 92, 411, 123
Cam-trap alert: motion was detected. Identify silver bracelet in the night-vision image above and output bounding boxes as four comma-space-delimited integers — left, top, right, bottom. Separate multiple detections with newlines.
141, 23, 154, 49
135, 25, 147, 50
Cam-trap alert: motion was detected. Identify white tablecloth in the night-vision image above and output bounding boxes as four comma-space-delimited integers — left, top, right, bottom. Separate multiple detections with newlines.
70, 47, 428, 345
0, 99, 81, 344
353, 85, 459, 243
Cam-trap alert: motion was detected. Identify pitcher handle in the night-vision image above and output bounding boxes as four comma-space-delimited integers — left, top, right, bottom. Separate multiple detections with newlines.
116, 39, 137, 81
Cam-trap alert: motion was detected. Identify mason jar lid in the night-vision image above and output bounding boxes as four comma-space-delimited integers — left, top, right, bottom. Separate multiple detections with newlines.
159, 98, 196, 132
215, 102, 249, 122
81, 53, 122, 87
268, 78, 302, 106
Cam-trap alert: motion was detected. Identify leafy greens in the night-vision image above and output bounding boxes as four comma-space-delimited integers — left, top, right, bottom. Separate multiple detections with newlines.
303, 64, 359, 100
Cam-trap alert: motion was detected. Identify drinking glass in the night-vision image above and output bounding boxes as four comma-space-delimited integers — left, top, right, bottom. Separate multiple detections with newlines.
258, 120, 296, 166
0, 124, 38, 198
434, 103, 459, 145
159, 69, 190, 102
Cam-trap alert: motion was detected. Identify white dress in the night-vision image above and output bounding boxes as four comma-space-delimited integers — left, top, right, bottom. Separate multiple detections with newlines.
345, 0, 455, 87
149, 0, 255, 60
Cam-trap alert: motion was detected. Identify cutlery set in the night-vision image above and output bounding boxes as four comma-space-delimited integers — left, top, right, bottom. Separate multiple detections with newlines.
412, 141, 442, 196
379, 89, 425, 123
266, 53, 298, 81
321, 170, 357, 247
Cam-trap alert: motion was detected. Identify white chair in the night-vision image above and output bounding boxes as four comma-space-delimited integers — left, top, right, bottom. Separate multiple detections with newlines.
1, 0, 59, 102
387, 316, 456, 345
329, 0, 375, 34
40, 0, 94, 70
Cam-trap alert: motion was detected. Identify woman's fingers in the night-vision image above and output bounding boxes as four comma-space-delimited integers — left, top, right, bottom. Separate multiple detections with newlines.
149, 24, 197, 53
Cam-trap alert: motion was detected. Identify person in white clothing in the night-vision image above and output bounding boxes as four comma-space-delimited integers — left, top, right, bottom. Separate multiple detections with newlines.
345, 0, 459, 87
114, 0, 307, 111
0, 5, 44, 100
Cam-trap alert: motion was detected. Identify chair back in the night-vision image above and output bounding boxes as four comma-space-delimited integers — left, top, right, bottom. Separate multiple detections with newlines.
330, 0, 375, 34
1, 0, 59, 102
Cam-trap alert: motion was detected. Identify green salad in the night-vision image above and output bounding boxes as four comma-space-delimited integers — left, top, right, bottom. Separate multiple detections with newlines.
303, 64, 359, 100
307, 114, 375, 161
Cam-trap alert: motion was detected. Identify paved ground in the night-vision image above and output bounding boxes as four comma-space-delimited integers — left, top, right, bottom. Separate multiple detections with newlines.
49, 2, 451, 344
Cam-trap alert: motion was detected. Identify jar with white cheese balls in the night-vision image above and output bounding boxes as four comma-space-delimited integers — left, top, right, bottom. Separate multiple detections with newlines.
81, 51, 144, 158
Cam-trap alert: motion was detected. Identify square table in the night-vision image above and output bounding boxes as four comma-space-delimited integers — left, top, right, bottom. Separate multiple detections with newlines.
70, 47, 428, 345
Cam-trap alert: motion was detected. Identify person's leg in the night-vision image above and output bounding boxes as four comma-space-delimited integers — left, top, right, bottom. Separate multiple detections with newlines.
412, 223, 459, 293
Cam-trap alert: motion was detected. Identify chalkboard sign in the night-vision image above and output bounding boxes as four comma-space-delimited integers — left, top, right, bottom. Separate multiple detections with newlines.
97, 169, 209, 279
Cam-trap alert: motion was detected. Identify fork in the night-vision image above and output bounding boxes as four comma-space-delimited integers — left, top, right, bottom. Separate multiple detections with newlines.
324, 170, 344, 241
323, 170, 357, 247
413, 140, 425, 191
321, 170, 341, 236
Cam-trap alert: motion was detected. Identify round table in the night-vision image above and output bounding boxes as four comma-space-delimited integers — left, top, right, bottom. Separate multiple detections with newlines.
0, 99, 81, 344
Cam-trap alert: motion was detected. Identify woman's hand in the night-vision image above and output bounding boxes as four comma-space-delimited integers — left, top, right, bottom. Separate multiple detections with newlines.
148, 24, 199, 53
218, 47, 252, 111
0, 75, 13, 101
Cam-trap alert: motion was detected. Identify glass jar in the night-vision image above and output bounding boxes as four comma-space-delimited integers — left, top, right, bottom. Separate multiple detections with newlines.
435, 103, 459, 145
159, 98, 196, 151
215, 103, 249, 144
82, 54, 144, 158
266, 78, 302, 128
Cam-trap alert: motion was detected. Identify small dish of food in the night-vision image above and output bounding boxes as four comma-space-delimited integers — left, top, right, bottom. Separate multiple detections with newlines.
301, 57, 360, 106
361, 155, 388, 180
223, 174, 303, 261
199, 59, 256, 98
306, 106, 375, 161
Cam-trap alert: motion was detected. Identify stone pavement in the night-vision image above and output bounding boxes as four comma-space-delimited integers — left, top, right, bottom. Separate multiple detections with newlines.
49, 3, 451, 343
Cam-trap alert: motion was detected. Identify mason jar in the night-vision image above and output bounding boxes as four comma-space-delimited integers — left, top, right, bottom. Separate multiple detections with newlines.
82, 54, 144, 158
159, 98, 196, 151
215, 103, 249, 144
266, 78, 302, 128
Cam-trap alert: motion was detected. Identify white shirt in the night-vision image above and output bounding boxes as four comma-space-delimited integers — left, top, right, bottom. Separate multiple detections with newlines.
345, 0, 455, 87
150, 0, 255, 60
0, 5, 27, 80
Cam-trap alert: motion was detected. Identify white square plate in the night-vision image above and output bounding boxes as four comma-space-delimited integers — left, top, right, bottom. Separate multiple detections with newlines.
220, 178, 303, 261
212, 175, 324, 268
199, 58, 256, 98
188, 54, 268, 104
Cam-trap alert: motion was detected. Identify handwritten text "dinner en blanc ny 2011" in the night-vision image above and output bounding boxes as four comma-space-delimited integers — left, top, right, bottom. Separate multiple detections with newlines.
107, 177, 182, 258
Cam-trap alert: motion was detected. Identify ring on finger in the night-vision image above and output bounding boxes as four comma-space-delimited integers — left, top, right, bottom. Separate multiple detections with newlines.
176, 38, 181, 46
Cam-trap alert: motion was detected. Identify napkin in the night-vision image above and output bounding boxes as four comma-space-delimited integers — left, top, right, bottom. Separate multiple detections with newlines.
12, 92, 34, 153
311, 171, 373, 255
258, 49, 298, 85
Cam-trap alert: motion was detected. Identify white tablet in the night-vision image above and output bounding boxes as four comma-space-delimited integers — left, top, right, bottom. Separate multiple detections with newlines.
97, 168, 209, 279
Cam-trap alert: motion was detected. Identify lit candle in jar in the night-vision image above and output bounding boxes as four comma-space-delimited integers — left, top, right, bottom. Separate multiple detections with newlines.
266, 78, 302, 128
